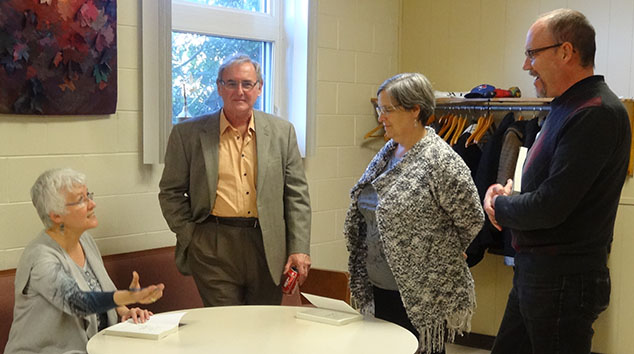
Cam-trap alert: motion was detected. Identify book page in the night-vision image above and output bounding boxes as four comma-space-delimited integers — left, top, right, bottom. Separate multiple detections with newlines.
513, 147, 528, 195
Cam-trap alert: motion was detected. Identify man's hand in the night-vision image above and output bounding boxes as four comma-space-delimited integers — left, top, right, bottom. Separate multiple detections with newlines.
284, 253, 311, 285
484, 179, 513, 231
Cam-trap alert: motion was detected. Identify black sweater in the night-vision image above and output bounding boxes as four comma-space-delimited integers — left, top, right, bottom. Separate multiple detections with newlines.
495, 76, 630, 274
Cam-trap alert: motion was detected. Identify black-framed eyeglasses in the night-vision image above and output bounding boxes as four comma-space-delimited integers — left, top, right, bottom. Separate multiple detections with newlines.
218, 80, 259, 91
375, 104, 402, 117
524, 43, 563, 60
65, 192, 94, 207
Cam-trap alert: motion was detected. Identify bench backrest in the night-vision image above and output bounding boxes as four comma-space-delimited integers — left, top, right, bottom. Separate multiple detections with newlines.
0, 269, 16, 353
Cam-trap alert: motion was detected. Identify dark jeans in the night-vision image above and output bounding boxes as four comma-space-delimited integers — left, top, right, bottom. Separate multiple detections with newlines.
491, 266, 610, 354
373, 286, 446, 354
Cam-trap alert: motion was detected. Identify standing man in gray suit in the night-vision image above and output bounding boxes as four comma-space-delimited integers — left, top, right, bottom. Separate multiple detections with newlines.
159, 54, 311, 306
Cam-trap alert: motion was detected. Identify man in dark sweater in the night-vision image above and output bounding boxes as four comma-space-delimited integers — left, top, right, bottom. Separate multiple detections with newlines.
484, 9, 631, 354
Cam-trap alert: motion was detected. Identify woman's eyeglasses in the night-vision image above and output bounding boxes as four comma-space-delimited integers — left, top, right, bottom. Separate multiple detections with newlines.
375, 104, 402, 116
65, 192, 94, 207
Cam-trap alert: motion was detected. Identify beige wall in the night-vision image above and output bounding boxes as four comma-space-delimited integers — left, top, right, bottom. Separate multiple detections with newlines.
307, 0, 401, 270
0, 1, 174, 270
400, 0, 634, 99
400, 1, 634, 353
0, 0, 401, 274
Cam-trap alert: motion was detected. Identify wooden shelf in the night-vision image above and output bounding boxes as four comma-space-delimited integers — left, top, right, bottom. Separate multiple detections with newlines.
371, 97, 552, 109
435, 97, 552, 106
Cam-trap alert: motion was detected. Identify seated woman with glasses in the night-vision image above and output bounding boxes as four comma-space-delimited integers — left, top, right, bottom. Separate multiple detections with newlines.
344, 73, 484, 354
4, 168, 165, 354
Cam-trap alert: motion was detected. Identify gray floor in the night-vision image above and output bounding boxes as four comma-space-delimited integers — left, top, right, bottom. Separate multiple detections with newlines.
446, 344, 491, 354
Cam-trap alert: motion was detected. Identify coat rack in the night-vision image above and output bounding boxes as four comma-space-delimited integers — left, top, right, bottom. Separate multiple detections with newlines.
434, 97, 552, 112
366, 97, 552, 141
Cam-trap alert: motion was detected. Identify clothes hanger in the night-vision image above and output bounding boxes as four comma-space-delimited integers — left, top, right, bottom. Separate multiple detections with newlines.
437, 114, 455, 137
426, 113, 436, 126
473, 114, 493, 144
435, 113, 444, 128
448, 115, 467, 146
449, 116, 460, 145
473, 114, 490, 144
451, 116, 467, 146
363, 124, 384, 139
465, 115, 484, 147
451, 110, 474, 146
443, 114, 459, 141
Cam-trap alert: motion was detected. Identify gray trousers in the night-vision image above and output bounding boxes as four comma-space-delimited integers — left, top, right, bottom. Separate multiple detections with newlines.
187, 219, 282, 306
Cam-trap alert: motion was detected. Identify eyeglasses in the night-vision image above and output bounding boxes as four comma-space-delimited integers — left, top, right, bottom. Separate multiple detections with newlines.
375, 104, 402, 117
218, 80, 259, 91
524, 43, 563, 60
65, 192, 94, 207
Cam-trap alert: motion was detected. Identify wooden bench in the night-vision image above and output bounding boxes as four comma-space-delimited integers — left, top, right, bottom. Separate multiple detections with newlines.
0, 246, 202, 353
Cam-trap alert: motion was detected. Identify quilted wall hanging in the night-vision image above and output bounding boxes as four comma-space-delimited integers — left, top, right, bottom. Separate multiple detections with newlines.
0, 0, 117, 115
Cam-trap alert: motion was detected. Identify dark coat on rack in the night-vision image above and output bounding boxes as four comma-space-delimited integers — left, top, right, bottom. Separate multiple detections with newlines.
453, 126, 483, 179
496, 118, 542, 260
466, 112, 515, 267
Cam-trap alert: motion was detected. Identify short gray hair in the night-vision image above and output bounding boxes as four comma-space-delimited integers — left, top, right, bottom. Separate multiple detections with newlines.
540, 8, 595, 68
377, 73, 435, 125
31, 168, 86, 228
216, 54, 263, 85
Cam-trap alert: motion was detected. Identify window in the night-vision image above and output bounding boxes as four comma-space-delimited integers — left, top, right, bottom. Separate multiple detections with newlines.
180, 0, 266, 12
171, 0, 273, 124
142, 0, 315, 163
172, 33, 270, 124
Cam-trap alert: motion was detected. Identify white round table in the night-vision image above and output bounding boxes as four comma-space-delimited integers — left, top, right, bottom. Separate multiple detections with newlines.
87, 306, 418, 354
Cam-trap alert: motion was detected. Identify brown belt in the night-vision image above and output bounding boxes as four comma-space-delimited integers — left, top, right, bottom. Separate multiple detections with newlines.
209, 215, 259, 228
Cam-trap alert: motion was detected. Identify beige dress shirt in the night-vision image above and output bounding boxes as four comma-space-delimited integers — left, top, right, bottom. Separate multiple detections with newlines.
211, 110, 258, 217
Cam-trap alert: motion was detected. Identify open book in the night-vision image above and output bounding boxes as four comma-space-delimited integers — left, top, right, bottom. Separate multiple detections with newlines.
103, 311, 186, 340
296, 293, 363, 326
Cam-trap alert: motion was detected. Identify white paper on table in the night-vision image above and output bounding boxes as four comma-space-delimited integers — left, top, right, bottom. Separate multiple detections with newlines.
104, 311, 186, 340
300, 293, 359, 314
296, 293, 363, 326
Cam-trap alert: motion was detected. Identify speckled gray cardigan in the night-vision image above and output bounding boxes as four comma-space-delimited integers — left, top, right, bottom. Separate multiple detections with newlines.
344, 128, 484, 354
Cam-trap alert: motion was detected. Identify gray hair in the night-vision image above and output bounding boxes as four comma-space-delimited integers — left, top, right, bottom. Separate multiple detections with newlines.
377, 73, 435, 125
540, 8, 595, 68
216, 54, 263, 85
31, 168, 86, 228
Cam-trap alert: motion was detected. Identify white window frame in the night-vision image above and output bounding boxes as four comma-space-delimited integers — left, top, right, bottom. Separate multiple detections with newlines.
142, 0, 315, 164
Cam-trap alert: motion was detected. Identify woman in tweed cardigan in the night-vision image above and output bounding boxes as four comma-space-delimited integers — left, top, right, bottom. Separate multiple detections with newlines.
344, 73, 484, 354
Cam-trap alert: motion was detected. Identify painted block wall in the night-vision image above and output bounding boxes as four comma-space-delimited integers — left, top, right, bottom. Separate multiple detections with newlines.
0, 1, 401, 275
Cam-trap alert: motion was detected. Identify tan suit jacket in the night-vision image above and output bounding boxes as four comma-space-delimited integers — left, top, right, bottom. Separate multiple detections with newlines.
158, 110, 311, 284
